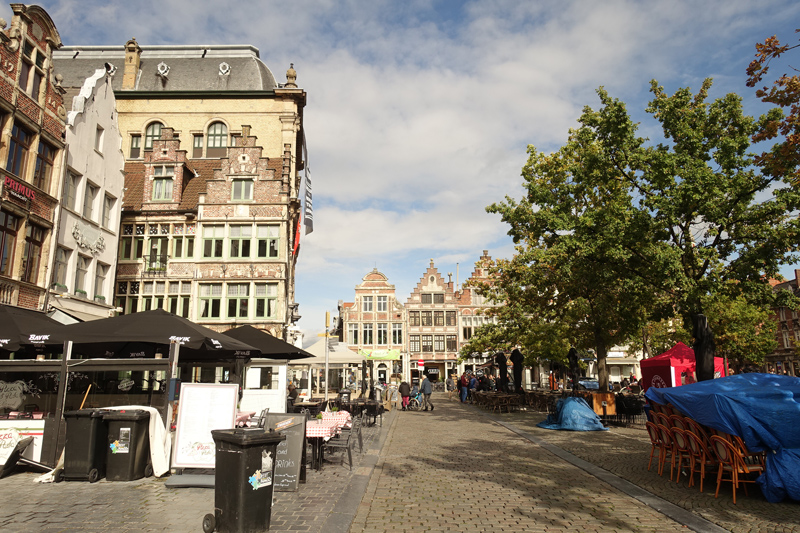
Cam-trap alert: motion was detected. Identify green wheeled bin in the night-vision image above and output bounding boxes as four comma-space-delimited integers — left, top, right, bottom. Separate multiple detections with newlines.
103, 409, 152, 481
203, 428, 286, 533
60, 409, 109, 482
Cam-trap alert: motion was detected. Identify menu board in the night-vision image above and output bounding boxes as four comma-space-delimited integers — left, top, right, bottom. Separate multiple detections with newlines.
264, 413, 306, 491
172, 383, 238, 468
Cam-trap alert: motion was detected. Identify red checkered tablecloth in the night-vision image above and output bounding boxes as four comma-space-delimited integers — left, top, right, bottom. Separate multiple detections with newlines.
321, 411, 352, 428
305, 420, 337, 438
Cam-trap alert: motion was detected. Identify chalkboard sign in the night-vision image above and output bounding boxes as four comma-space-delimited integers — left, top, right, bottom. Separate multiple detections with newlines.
264, 413, 306, 492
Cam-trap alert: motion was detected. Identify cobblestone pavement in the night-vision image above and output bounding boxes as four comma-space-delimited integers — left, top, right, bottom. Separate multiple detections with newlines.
0, 411, 391, 533
351, 396, 696, 533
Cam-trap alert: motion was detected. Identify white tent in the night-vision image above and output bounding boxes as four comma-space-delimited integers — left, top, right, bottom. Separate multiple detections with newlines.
296, 339, 365, 366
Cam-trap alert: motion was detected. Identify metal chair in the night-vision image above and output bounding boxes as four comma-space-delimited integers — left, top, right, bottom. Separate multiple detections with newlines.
685, 429, 716, 492
656, 423, 677, 480
709, 435, 764, 504
325, 427, 354, 470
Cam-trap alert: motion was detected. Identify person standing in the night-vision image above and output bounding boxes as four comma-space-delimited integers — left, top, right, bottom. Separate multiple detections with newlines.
398, 380, 411, 411
446, 375, 456, 400
420, 374, 434, 411
460, 372, 469, 402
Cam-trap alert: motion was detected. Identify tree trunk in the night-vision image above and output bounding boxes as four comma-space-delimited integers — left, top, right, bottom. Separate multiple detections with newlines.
594, 328, 609, 391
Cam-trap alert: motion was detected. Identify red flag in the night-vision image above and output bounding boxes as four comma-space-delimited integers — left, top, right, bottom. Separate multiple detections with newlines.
292, 216, 301, 257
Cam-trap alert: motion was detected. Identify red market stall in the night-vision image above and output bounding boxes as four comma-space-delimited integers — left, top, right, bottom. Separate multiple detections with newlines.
640, 342, 725, 391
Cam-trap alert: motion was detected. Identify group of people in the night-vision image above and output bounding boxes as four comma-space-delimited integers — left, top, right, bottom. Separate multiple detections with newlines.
449, 371, 512, 402
398, 374, 434, 411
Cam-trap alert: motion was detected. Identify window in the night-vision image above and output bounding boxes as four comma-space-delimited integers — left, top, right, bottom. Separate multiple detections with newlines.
199, 283, 223, 319
434, 311, 444, 326
53, 247, 69, 285
152, 165, 174, 201
63, 171, 80, 210
377, 296, 388, 312
119, 224, 144, 260
206, 122, 227, 157
229, 225, 252, 258
115, 281, 140, 315
20, 41, 44, 100
227, 283, 249, 318
95, 126, 104, 153
462, 316, 472, 340
83, 183, 98, 220
232, 179, 253, 201
783, 329, 791, 349
72, 255, 88, 295
779, 308, 787, 321
168, 282, 192, 318
446, 311, 456, 326
409, 311, 420, 326
203, 225, 224, 258
94, 264, 108, 299
446, 335, 457, 351
421, 335, 433, 352
421, 311, 432, 326
255, 283, 277, 319
21, 224, 44, 283
377, 323, 388, 345
434, 335, 445, 352
147, 236, 168, 271
33, 141, 56, 192
434, 293, 445, 304
409, 335, 420, 352
362, 296, 373, 312
102, 195, 115, 229
130, 135, 141, 158
0, 212, 19, 277
392, 323, 402, 345
362, 323, 373, 344
6, 123, 32, 177
193, 134, 203, 158
421, 294, 432, 304
257, 225, 279, 258
348, 323, 359, 345
173, 234, 194, 258
144, 122, 162, 150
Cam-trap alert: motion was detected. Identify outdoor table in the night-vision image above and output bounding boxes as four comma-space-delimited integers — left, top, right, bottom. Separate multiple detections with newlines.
320, 411, 352, 429
305, 419, 338, 470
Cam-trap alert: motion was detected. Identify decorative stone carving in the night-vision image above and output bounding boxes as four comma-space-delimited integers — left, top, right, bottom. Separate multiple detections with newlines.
71, 221, 106, 255
285, 63, 297, 88
157, 62, 170, 77
219, 62, 230, 75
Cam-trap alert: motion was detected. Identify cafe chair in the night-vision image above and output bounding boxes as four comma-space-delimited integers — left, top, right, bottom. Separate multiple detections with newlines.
645, 421, 664, 472
325, 427, 354, 470
685, 429, 716, 492
656, 423, 678, 480
669, 414, 688, 431
709, 435, 764, 504
732, 435, 766, 469
669, 427, 693, 485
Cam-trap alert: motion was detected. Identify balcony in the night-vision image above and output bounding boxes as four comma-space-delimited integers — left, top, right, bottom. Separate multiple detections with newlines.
144, 253, 168, 276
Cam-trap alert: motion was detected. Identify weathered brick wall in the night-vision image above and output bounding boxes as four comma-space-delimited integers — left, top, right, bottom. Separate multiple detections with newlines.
16, 91, 41, 122
17, 285, 42, 309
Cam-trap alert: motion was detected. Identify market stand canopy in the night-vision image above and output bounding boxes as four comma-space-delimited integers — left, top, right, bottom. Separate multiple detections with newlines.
300, 340, 365, 365
224, 325, 313, 361
646, 373, 800, 502
62, 309, 260, 361
0, 304, 69, 356
640, 342, 724, 391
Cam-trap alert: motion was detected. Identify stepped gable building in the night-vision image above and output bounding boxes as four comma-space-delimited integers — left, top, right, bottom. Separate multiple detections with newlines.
0, 4, 66, 310
406, 259, 460, 382
457, 250, 500, 370
338, 268, 405, 383
765, 271, 800, 376
52, 40, 306, 340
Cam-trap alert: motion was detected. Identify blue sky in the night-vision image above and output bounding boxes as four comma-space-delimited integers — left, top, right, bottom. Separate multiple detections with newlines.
18, 1, 800, 342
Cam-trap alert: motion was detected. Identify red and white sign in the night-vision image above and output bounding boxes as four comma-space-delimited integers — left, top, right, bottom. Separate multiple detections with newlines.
418, 359, 424, 368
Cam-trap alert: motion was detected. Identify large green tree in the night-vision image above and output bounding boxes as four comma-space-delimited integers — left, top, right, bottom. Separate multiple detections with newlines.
484, 79, 800, 384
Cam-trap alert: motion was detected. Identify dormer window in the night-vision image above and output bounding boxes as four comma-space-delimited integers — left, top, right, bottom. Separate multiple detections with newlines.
152, 165, 174, 201
206, 122, 227, 157
144, 122, 163, 150
231, 178, 253, 201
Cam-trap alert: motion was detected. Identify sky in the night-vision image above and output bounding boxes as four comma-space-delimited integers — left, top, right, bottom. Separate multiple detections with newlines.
13, 0, 800, 342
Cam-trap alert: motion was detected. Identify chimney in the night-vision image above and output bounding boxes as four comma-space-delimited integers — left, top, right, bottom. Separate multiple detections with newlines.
122, 38, 142, 90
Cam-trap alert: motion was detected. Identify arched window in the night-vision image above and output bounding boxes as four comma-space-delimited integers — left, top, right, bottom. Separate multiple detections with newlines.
144, 122, 163, 150
206, 122, 228, 157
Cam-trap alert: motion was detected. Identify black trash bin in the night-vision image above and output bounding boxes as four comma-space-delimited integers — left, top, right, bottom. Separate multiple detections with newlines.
103, 409, 151, 481
61, 409, 109, 482
204, 428, 286, 533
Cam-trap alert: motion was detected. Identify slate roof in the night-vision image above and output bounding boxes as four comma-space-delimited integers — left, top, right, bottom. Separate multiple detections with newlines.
52, 44, 279, 92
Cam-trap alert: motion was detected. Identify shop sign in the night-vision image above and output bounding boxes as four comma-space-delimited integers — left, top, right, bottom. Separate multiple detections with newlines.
426, 368, 439, 375
4, 176, 35, 201
0, 428, 21, 464
0, 380, 30, 410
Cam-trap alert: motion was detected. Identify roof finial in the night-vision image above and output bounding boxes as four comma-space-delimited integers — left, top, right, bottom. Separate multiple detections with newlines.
285, 63, 297, 88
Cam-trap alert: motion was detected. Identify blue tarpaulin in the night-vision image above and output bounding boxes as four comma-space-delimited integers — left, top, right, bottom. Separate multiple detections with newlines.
537, 397, 608, 432
645, 373, 800, 502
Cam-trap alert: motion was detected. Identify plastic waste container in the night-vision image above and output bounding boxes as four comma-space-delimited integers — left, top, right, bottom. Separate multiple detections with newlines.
61, 409, 109, 482
203, 428, 286, 533
104, 409, 152, 481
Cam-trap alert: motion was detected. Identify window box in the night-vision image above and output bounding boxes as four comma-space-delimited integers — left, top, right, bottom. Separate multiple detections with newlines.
94, 295, 105, 303
52, 283, 67, 293
75, 289, 88, 298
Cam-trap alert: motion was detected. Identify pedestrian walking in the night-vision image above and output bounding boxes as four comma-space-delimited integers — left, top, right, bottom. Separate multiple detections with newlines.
420, 374, 434, 411
446, 375, 456, 400
399, 380, 411, 411
460, 372, 469, 402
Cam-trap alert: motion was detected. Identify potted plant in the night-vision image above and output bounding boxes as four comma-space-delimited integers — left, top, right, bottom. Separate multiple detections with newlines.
315, 413, 323, 420
52, 283, 67, 293
75, 289, 88, 298
93, 294, 105, 303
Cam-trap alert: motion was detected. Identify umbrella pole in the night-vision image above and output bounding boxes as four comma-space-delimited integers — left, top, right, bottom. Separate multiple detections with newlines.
51, 340, 72, 467
165, 341, 180, 430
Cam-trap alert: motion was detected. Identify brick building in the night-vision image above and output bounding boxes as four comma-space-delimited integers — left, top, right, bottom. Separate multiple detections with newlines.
765, 271, 800, 376
52, 40, 306, 341
0, 4, 66, 310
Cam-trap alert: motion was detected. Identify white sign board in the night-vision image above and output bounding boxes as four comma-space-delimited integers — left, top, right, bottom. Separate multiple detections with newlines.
172, 383, 238, 468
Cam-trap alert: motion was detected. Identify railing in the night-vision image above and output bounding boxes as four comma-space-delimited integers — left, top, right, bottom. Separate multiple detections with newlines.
144, 253, 168, 275
0, 279, 17, 305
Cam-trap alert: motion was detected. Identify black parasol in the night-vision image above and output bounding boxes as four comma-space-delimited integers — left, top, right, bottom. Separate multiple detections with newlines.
224, 325, 313, 361
0, 304, 69, 356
